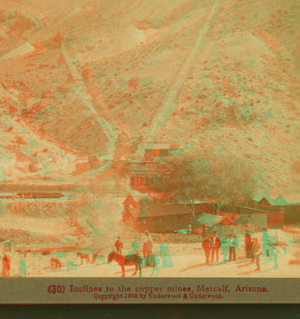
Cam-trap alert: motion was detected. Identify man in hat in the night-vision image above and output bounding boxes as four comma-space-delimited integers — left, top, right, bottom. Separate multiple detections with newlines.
211, 231, 221, 263
202, 235, 212, 265
245, 231, 253, 259
115, 236, 123, 255
229, 234, 238, 261
262, 228, 269, 257
131, 236, 140, 256
221, 234, 230, 262
2, 253, 11, 278
19, 254, 27, 277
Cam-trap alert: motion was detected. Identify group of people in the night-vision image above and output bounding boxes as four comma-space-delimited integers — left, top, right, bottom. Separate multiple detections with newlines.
114, 231, 173, 268
1, 253, 26, 278
202, 232, 239, 265
1, 228, 281, 277
201, 228, 280, 270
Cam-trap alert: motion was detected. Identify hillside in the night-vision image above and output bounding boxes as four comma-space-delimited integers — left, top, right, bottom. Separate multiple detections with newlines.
0, 0, 299, 198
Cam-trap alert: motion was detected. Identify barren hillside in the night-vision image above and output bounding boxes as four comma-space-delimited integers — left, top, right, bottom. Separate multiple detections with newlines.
0, 0, 299, 198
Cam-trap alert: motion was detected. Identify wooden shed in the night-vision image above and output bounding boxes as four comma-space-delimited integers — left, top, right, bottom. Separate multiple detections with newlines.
137, 204, 194, 233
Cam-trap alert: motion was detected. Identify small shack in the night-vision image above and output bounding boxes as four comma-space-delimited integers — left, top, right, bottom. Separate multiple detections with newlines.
137, 204, 194, 233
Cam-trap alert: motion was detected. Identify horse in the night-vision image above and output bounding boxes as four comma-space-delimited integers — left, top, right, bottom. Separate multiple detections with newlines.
51, 258, 61, 270
77, 252, 90, 265
66, 260, 77, 271
107, 250, 143, 277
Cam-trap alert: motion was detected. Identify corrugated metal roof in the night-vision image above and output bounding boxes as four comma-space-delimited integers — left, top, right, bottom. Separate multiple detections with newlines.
196, 213, 224, 227
219, 211, 240, 225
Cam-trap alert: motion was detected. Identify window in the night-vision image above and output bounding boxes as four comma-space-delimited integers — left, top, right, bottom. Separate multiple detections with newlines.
146, 175, 150, 186
131, 175, 135, 186
159, 176, 163, 185
136, 174, 140, 186
150, 176, 154, 186
161, 149, 168, 157
140, 175, 145, 186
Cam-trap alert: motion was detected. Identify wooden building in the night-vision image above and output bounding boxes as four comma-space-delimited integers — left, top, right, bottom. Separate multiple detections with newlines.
137, 204, 195, 233
272, 196, 300, 225
121, 194, 214, 232
241, 195, 300, 226
222, 198, 285, 228
127, 143, 184, 192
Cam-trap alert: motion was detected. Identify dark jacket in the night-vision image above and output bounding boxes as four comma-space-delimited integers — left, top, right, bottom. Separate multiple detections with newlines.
202, 238, 211, 252
245, 233, 252, 246
115, 240, 123, 251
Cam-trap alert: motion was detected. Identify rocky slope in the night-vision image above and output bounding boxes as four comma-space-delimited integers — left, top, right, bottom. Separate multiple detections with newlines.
0, 0, 299, 198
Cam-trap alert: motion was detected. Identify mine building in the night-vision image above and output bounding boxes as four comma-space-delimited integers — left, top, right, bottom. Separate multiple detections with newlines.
127, 143, 184, 191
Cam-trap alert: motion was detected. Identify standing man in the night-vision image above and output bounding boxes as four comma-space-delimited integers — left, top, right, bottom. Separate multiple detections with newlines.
252, 237, 261, 271
19, 255, 27, 277
144, 231, 155, 266
160, 233, 173, 267
221, 234, 230, 262
229, 234, 238, 261
245, 231, 253, 259
267, 235, 277, 261
211, 232, 221, 263
2, 253, 11, 278
115, 236, 123, 255
131, 237, 140, 256
202, 236, 212, 265
262, 228, 269, 257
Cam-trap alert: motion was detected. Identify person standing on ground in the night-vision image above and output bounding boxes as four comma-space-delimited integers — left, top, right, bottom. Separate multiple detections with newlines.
252, 237, 261, 271
131, 237, 140, 256
2, 253, 11, 278
19, 255, 27, 277
267, 235, 278, 265
229, 234, 238, 261
115, 236, 123, 255
211, 232, 221, 263
202, 235, 212, 265
144, 231, 155, 267
262, 228, 269, 257
221, 234, 230, 262
245, 231, 253, 259
267, 235, 280, 269
160, 233, 173, 268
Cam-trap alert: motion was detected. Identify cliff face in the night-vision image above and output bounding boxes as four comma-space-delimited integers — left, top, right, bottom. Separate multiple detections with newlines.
0, 0, 299, 197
